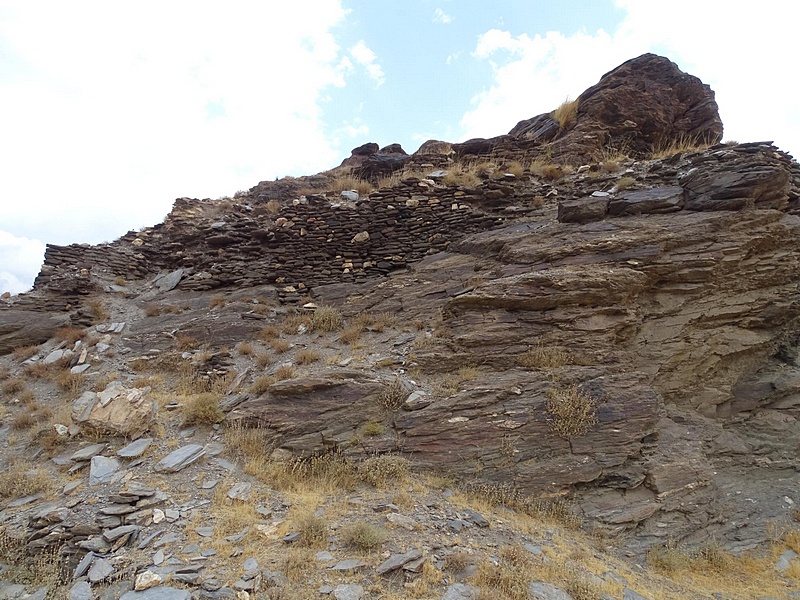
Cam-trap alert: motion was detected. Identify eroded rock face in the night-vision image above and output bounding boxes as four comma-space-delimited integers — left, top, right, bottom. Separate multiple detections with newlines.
0, 310, 69, 355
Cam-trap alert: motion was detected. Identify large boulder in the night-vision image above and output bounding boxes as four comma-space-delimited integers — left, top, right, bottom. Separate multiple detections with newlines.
555, 53, 724, 159
72, 381, 157, 436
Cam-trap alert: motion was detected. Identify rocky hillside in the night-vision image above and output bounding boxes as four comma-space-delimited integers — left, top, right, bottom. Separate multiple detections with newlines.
1, 53, 800, 599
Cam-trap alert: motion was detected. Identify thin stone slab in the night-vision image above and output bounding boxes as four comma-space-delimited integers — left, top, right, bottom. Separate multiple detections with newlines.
329, 559, 366, 571
69, 581, 93, 600
89, 455, 121, 486
227, 482, 251, 501
156, 444, 206, 473
528, 582, 574, 600
153, 269, 185, 292
376, 549, 423, 575
71, 364, 91, 374
71, 443, 107, 462
88, 557, 114, 582
119, 587, 192, 600
117, 438, 153, 458
333, 584, 364, 600
441, 583, 479, 600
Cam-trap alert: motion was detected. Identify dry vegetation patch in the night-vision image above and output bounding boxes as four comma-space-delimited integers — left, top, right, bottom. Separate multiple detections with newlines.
552, 98, 579, 129
546, 385, 597, 438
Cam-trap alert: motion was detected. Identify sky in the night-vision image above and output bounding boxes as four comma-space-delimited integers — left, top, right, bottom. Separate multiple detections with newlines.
1, 1, 798, 295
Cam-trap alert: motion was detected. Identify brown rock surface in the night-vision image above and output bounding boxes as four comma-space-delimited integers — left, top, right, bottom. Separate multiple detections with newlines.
0, 309, 69, 355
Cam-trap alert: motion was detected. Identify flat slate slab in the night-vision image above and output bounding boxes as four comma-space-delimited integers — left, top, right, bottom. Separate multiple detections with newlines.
156, 444, 206, 472
117, 438, 153, 458
120, 587, 192, 600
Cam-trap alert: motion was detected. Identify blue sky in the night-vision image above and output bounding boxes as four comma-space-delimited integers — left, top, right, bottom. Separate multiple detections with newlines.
1, 1, 798, 294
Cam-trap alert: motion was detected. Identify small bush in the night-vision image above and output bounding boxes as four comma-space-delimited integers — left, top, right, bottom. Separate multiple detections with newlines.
340, 521, 388, 551
358, 455, 410, 487
546, 385, 597, 438
265, 199, 281, 215
274, 365, 296, 380
84, 298, 109, 323
11, 412, 36, 430
237, 341, 254, 356
505, 161, 525, 177
552, 98, 579, 129
209, 294, 226, 308
361, 421, 384, 436
182, 393, 224, 425
55, 371, 85, 397
0, 465, 57, 499
295, 512, 329, 548
254, 351, 273, 368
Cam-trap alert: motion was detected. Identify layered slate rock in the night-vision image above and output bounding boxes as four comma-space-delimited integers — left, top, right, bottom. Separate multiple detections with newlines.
0, 310, 69, 355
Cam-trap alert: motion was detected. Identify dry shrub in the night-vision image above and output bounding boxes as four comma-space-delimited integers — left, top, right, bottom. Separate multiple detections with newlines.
443, 166, 480, 187
265, 199, 281, 215
338, 325, 362, 346
209, 294, 226, 308
182, 393, 224, 425
281, 548, 315, 583
357, 455, 410, 487
293, 512, 329, 548
11, 412, 36, 430
444, 550, 475, 573
224, 422, 272, 461
518, 344, 571, 369
54, 326, 85, 344
600, 160, 620, 173
332, 175, 372, 196
310, 306, 343, 332
379, 378, 406, 410
615, 176, 636, 191
361, 421, 384, 437
237, 341, 254, 356
259, 325, 281, 341
274, 365, 296, 381
249, 375, 276, 395
55, 371, 85, 397
474, 162, 496, 178
11, 345, 39, 362
0, 465, 57, 499
269, 338, 291, 354
256, 452, 357, 493
174, 334, 200, 351
340, 521, 388, 551
471, 546, 532, 600
531, 162, 564, 181
505, 161, 525, 177
546, 385, 597, 438
84, 298, 109, 323
551, 97, 579, 129
295, 349, 320, 365
352, 312, 397, 332
433, 366, 479, 397
1, 378, 25, 396
254, 352, 273, 368
652, 133, 712, 159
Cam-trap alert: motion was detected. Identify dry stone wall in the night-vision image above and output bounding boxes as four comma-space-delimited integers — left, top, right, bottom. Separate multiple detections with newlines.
32, 178, 504, 303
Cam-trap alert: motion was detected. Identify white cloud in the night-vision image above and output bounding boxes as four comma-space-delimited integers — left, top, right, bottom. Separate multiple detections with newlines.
0, 231, 46, 295
349, 40, 385, 86
462, 1, 800, 157
0, 1, 352, 289
433, 8, 453, 25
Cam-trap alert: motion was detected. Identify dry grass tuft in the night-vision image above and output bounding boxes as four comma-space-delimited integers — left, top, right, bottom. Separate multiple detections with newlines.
331, 175, 372, 196
209, 294, 226, 308
249, 452, 357, 494
471, 545, 533, 600
1, 378, 25, 396
552, 98, 579, 129
338, 325, 362, 346
254, 351, 274, 369
224, 423, 272, 461
84, 298, 109, 323
293, 511, 330, 548
182, 393, 224, 425
310, 306, 343, 332
0, 465, 57, 499
432, 366, 479, 397
269, 338, 291, 354
174, 334, 200, 351
236, 341, 254, 356
340, 521, 388, 552
248, 375, 276, 395
11, 345, 39, 362
274, 365, 296, 380
295, 349, 320, 365
518, 344, 571, 369
652, 134, 713, 159
265, 199, 281, 214
443, 164, 481, 187
54, 371, 85, 398
531, 161, 564, 181
54, 326, 85, 344
351, 311, 398, 332
258, 325, 281, 341
361, 421, 385, 437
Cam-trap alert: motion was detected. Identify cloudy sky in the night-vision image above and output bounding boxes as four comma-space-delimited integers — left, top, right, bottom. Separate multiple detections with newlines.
1, 1, 798, 295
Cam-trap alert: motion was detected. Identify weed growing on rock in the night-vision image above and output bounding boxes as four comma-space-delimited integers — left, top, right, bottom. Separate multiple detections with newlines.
360, 421, 384, 436
274, 365, 296, 380
269, 338, 291, 354
545, 385, 597, 438
84, 298, 109, 323
254, 351, 274, 368
248, 375, 275, 395
310, 306, 343, 332
237, 341, 254, 356
259, 325, 281, 341
519, 344, 572, 369
615, 176, 636, 191
552, 98, 579, 129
